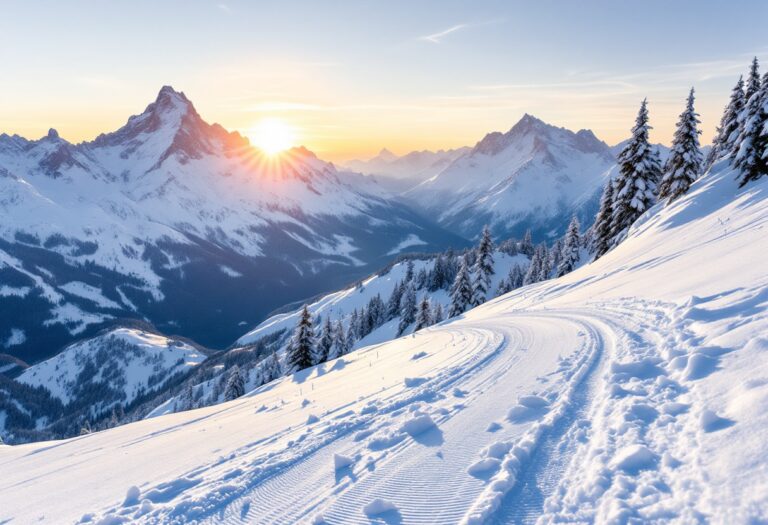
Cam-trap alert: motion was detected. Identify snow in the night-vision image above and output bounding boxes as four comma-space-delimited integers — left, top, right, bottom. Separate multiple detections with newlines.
16, 328, 205, 408
386, 234, 427, 255
1, 162, 767, 523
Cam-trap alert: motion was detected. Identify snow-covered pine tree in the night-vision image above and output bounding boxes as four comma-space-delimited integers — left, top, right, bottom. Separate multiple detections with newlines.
261, 352, 282, 383
745, 57, 761, 101
224, 365, 246, 400
404, 260, 415, 283
659, 88, 703, 203
386, 281, 404, 320
496, 276, 511, 295
448, 256, 473, 317
556, 216, 581, 277
734, 70, 768, 186
428, 255, 447, 291
549, 238, 564, 275
520, 229, 534, 257
611, 99, 662, 245
508, 264, 524, 290
536, 243, 551, 281
331, 320, 349, 358
471, 227, 494, 306
708, 76, 745, 166
523, 247, 542, 286
287, 305, 315, 371
414, 296, 432, 331
432, 302, 444, 324
397, 283, 417, 336
316, 316, 333, 364
591, 181, 614, 260
347, 308, 359, 342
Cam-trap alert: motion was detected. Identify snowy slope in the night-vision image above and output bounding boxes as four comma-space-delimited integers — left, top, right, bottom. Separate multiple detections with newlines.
405, 114, 616, 240
0, 87, 466, 362
16, 328, 205, 410
1, 161, 766, 524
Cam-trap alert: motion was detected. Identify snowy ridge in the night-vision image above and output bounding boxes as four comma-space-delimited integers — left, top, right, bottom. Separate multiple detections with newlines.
404, 114, 617, 240
17, 328, 205, 413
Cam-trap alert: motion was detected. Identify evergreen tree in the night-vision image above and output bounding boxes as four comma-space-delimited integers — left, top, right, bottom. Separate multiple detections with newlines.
416, 268, 428, 289
404, 260, 415, 283
549, 238, 564, 275
397, 283, 417, 336
709, 76, 745, 165
414, 296, 432, 331
745, 57, 761, 101
611, 99, 662, 245
428, 255, 448, 291
591, 181, 614, 259
432, 302, 444, 324
523, 247, 542, 286
331, 320, 350, 358
347, 309, 359, 342
224, 365, 246, 401
448, 256, 473, 317
366, 294, 386, 331
536, 243, 551, 281
287, 305, 314, 371
734, 70, 768, 186
316, 316, 334, 364
471, 225, 495, 305
261, 352, 282, 383
496, 276, 512, 295
520, 229, 534, 257
386, 281, 404, 320
509, 264, 524, 289
659, 89, 703, 203
556, 216, 581, 277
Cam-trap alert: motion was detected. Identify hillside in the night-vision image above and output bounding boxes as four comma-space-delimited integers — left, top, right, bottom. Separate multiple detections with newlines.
1, 158, 765, 523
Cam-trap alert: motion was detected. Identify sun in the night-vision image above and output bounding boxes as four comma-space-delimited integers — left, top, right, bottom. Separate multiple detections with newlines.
248, 118, 297, 156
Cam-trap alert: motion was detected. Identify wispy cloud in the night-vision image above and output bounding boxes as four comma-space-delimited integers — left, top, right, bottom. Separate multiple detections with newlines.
419, 24, 468, 44
217, 3, 231, 14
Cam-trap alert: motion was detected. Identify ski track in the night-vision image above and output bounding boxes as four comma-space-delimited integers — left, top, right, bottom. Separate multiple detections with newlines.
72, 298, 725, 524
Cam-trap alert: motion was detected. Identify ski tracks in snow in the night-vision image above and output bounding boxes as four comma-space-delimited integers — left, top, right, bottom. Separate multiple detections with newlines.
83, 300, 716, 524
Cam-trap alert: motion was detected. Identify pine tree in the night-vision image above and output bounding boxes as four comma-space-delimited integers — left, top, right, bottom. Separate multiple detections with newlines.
448, 256, 473, 317
549, 238, 564, 275
611, 99, 662, 245
331, 320, 349, 358
224, 365, 246, 400
510, 264, 524, 289
556, 216, 581, 277
520, 229, 534, 257
347, 308, 359, 342
316, 316, 334, 364
523, 247, 542, 286
415, 296, 432, 331
592, 181, 614, 259
432, 302, 444, 324
745, 57, 761, 101
287, 305, 314, 371
709, 76, 745, 165
734, 68, 768, 186
386, 281, 404, 320
397, 283, 417, 335
471, 225, 495, 306
404, 260, 415, 283
261, 352, 282, 383
537, 243, 551, 281
659, 89, 703, 203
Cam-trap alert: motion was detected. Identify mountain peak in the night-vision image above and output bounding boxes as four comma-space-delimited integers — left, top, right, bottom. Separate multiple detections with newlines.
46, 128, 60, 140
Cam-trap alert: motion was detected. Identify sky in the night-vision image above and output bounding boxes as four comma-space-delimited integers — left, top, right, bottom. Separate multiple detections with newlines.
1, 0, 767, 162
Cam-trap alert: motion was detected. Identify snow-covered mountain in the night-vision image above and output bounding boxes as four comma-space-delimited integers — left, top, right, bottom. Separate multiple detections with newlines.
0, 327, 208, 440
0, 87, 466, 363
344, 147, 470, 183
404, 114, 617, 240
1, 155, 765, 523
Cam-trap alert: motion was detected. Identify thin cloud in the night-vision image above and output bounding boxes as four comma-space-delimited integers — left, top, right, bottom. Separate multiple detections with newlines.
419, 24, 467, 44
217, 3, 232, 14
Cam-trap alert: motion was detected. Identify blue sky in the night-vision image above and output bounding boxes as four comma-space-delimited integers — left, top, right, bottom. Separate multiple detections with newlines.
1, 0, 766, 160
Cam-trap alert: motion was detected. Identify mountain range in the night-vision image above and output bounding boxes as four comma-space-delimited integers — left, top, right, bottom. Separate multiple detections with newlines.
0, 87, 466, 363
